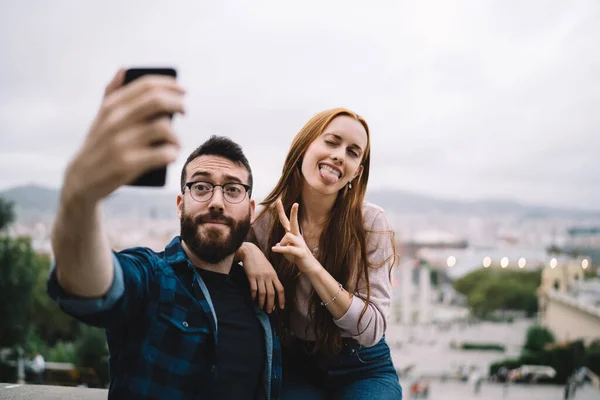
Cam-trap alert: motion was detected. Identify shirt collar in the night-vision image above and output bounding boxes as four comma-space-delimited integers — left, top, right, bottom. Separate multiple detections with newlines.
163, 236, 193, 272
164, 236, 243, 276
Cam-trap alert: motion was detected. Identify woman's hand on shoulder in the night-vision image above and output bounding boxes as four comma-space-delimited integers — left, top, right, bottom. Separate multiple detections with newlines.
237, 242, 285, 313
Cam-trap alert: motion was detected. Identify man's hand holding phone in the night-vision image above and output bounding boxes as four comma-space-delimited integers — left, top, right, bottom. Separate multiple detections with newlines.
63, 68, 185, 205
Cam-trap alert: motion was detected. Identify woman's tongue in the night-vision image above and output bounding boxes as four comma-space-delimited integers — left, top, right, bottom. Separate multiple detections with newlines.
319, 166, 340, 184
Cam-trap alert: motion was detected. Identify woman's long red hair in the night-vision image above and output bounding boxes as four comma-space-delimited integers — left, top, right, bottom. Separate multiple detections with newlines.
257, 108, 373, 355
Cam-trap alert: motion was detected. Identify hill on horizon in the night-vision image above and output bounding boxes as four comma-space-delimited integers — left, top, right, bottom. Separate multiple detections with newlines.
0, 184, 598, 222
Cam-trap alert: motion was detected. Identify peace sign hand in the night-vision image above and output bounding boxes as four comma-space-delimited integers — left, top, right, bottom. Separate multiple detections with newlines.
272, 200, 322, 276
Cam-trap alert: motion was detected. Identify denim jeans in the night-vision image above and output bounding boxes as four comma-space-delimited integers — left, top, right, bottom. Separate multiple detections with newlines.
281, 336, 402, 399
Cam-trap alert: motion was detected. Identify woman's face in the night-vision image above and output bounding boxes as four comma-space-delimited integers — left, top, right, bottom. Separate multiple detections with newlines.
301, 115, 368, 196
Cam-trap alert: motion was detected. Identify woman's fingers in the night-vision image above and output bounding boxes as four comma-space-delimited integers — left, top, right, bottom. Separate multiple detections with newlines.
290, 203, 300, 235
258, 280, 268, 309
271, 245, 302, 258
274, 279, 285, 310
276, 199, 291, 232
265, 282, 275, 313
278, 235, 291, 247
250, 279, 258, 301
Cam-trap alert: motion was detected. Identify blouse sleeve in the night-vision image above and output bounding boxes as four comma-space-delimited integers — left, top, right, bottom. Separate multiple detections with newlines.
333, 204, 396, 347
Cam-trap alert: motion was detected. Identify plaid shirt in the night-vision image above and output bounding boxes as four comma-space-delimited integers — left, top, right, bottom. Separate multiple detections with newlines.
47, 237, 281, 400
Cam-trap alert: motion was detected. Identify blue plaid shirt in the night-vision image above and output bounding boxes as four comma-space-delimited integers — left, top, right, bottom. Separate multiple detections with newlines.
47, 237, 281, 400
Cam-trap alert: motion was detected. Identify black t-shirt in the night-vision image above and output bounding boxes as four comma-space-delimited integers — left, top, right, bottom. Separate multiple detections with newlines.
197, 264, 265, 400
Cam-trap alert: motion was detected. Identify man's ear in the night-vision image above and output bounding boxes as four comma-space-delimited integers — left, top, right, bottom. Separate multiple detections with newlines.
176, 194, 184, 220
250, 199, 256, 224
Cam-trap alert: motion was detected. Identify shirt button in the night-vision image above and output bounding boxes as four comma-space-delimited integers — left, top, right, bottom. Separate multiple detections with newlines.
182, 321, 189, 328
211, 365, 217, 373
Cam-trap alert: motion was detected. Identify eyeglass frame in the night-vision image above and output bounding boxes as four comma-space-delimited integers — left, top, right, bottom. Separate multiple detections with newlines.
183, 180, 252, 204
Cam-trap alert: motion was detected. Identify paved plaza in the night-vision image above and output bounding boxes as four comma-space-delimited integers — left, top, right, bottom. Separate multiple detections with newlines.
398, 379, 598, 400
387, 310, 531, 378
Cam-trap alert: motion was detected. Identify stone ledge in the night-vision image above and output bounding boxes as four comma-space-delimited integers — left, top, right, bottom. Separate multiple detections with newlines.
0, 383, 107, 399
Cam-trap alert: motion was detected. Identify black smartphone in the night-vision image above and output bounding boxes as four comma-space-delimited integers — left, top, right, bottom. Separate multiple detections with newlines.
123, 67, 177, 187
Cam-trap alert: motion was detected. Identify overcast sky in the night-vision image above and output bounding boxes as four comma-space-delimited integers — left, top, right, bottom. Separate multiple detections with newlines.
0, 0, 598, 210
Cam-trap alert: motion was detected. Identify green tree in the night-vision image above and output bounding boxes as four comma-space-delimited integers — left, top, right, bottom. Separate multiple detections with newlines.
0, 198, 15, 230
584, 268, 598, 280
0, 196, 80, 348
454, 268, 541, 318
586, 340, 600, 376
429, 268, 439, 287
454, 268, 490, 296
523, 325, 555, 353
0, 235, 42, 347
29, 252, 81, 345
46, 341, 77, 363
22, 329, 46, 355
75, 325, 109, 386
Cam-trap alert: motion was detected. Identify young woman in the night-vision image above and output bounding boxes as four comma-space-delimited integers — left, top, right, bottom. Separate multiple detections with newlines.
243, 108, 402, 399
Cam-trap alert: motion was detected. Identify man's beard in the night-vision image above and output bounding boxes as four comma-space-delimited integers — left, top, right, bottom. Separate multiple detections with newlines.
180, 205, 251, 264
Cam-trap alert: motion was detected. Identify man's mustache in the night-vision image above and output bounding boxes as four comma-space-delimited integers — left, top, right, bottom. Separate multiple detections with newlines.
194, 211, 234, 226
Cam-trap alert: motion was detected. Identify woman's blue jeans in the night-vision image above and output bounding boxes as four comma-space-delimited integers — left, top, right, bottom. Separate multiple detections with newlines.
281, 336, 402, 399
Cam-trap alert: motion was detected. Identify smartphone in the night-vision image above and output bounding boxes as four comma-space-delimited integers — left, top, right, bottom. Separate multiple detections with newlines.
123, 67, 177, 187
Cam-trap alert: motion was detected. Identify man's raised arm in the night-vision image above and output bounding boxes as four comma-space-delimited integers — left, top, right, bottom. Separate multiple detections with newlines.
51, 68, 185, 298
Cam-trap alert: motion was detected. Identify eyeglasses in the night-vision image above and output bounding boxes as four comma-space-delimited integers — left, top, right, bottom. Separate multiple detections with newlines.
184, 181, 251, 204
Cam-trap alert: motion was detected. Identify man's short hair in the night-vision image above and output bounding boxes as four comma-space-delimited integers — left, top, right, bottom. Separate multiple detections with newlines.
180, 136, 253, 197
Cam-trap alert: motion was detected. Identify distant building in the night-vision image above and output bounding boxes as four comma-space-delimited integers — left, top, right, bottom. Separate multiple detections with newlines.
400, 230, 468, 258
537, 259, 600, 345
538, 258, 586, 294
560, 226, 600, 267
